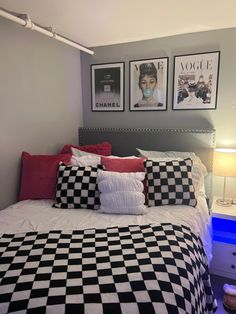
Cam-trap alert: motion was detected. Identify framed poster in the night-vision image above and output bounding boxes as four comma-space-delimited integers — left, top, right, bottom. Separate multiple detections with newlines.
172, 51, 220, 110
129, 57, 168, 111
91, 62, 125, 112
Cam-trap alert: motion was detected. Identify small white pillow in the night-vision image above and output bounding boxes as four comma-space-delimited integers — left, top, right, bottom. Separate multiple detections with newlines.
97, 170, 146, 215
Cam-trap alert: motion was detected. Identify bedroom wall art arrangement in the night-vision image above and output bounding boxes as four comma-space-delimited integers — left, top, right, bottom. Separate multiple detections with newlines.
81, 27, 236, 149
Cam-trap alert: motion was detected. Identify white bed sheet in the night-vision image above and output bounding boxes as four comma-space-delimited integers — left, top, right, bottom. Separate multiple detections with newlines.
0, 195, 212, 261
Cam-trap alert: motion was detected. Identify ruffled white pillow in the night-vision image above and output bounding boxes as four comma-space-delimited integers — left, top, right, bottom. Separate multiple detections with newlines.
97, 170, 146, 215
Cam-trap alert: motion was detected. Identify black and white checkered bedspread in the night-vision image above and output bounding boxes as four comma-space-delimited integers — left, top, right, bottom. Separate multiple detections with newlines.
0, 223, 217, 314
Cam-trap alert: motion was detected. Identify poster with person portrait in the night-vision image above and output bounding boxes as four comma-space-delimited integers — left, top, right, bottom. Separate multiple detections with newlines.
172, 51, 220, 110
91, 62, 125, 112
129, 57, 168, 111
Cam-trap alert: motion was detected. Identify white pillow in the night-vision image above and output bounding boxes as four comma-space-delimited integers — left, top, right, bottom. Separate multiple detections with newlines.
97, 170, 146, 215
71, 155, 101, 167
71, 147, 100, 157
71, 147, 138, 167
72, 146, 138, 159
99, 176, 144, 193
100, 192, 145, 215
137, 148, 197, 160
98, 170, 145, 182
191, 163, 206, 196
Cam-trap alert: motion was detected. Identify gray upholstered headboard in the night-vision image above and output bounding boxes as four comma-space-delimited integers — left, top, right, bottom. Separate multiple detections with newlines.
78, 127, 215, 199
78, 127, 215, 171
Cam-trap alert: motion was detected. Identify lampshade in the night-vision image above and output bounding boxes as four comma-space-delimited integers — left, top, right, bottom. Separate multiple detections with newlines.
213, 148, 236, 177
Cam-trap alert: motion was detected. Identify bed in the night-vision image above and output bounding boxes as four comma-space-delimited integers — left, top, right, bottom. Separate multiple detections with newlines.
0, 128, 217, 314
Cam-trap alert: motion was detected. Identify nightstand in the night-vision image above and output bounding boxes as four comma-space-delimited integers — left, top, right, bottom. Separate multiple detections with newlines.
210, 197, 236, 279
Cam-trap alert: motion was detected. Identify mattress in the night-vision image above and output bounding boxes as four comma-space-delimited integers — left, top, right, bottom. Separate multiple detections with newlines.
0, 196, 216, 313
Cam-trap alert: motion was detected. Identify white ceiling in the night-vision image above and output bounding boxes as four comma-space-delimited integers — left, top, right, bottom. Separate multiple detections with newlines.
0, 0, 236, 48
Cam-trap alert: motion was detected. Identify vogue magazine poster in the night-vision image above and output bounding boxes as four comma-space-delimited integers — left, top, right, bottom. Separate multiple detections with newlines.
173, 51, 220, 110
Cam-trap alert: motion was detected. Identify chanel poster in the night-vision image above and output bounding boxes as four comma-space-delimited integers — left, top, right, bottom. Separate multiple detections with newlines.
91, 62, 125, 112
172, 51, 220, 110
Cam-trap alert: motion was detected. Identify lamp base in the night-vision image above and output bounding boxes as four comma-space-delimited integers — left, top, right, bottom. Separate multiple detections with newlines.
216, 198, 232, 207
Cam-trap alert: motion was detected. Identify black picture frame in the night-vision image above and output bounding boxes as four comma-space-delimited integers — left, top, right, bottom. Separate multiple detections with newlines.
172, 51, 220, 110
91, 62, 125, 112
129, 57, 168, 111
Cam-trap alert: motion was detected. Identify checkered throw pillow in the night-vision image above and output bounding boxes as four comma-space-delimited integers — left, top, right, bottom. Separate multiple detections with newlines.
145, 158, 197, 207
53, 163, 103, 209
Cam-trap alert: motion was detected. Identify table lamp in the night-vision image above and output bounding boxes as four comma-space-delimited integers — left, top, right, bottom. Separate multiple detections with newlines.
213, 148, 236, 206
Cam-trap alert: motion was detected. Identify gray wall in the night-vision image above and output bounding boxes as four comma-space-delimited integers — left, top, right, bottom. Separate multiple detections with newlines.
81, 27, 236, 199
0, 18, 83, 209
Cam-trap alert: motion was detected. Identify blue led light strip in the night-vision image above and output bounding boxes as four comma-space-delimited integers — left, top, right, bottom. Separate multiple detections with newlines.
212, 217, 236, 233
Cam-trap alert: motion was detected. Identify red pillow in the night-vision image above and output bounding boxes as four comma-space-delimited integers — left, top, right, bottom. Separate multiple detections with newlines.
19, 152, 71, 201
101, 157, 145, 172
60, 142, 112, 156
